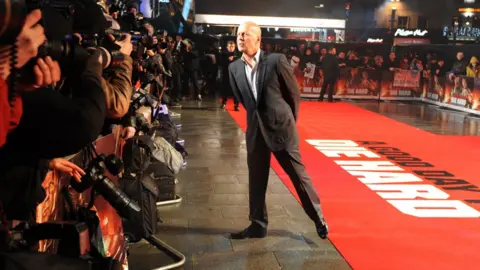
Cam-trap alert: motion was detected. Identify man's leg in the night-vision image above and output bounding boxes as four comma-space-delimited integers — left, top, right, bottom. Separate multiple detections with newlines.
273, 145, 324, 225
221, 80, 228, 107
328, 79, 336, 102
319, 80, 329, 101
231, 133, 271, 239
247, 135, 272, 228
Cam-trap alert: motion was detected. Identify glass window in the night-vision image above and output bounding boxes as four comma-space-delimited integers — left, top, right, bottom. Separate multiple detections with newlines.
398, 16, 409, 28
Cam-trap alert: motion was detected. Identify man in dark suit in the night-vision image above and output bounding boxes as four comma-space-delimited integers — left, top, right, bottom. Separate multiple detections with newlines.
319, 47, 340, 102
228, 22, 328, 240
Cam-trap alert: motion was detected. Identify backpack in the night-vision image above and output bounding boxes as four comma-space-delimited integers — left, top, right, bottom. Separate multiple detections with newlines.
122, 135, 154, 173
151, 120, 178, 147
146, 161, 176, 202
120, 172, 159, 243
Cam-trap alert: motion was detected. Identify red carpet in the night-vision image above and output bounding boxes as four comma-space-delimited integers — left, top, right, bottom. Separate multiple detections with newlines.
227, 101, 480, 270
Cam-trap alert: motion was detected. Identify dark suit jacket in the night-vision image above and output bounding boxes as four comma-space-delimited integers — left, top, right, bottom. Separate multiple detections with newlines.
321, 54, 340, 80
229, 51, 300, 153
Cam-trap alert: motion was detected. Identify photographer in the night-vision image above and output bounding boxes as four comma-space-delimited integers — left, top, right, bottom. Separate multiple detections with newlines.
0, 10, 49, 147
181, 39, 202, 101
0, 2, 114, 221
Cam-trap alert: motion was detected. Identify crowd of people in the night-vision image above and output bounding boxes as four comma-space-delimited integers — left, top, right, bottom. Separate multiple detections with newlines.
0, 1, 193, 268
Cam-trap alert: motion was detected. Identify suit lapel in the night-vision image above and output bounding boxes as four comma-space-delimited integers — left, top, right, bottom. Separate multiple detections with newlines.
255, 51, 268, 107
235, 61, 256, 107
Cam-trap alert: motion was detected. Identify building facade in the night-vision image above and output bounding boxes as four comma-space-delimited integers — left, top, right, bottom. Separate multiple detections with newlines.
373, 0, 456, 29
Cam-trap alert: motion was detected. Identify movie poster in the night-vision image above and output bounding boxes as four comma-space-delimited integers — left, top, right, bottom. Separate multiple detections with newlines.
336, 68, 380, 99
422, 74, 446, 102
381, 69, 422, 99
422, 74, 480, 112
443, 76, 477, 109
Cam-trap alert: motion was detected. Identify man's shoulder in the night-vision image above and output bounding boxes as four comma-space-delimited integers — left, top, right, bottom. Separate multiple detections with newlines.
265, 52, 284, 61
229, 58, 243, 71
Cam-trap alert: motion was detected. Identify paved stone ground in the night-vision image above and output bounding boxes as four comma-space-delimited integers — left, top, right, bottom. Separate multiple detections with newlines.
128, 100, 350, 270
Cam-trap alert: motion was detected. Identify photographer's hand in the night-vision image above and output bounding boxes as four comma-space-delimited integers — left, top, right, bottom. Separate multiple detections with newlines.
49, 158, 86, 183
32, 57, 61, 87
115, 34, 133, 56
121, 126, 136, 139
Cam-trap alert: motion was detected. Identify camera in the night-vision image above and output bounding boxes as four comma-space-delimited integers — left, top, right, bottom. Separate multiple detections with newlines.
70, 153, 141, 219
131, 89, 159, 112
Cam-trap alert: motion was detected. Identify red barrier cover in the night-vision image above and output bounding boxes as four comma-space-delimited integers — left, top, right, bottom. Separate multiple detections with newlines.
36, 132, 128, 269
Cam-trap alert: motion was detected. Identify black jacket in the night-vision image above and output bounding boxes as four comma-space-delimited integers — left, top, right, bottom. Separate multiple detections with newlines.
321, 54, 340, 80
0, 51, 107, 219
229, 51, 299, 153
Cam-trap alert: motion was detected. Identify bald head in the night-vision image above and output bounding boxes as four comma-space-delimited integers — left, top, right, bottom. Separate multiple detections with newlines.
237, 21, 262, 56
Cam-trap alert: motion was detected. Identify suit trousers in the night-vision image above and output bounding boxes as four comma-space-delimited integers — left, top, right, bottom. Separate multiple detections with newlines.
320, 77, 337, 101
247, 131, 324, 228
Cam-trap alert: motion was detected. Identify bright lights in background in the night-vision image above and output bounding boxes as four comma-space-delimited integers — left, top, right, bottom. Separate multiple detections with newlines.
140, 0, 152, 18
465, 0, 475, 3
178, 0, 193, 33
195, 14, 346, 28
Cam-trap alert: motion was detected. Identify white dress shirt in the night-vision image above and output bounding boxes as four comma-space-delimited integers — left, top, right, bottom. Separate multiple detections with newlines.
241, 49, 262, 101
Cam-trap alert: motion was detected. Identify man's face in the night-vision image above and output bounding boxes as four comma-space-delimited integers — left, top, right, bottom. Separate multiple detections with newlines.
339, 52, 345, 59
130, 8, 137, 15
457, 52, 464, 60
389, 52, 396, 60
227, 43, 235, 52
314, 44, 320, 53
237, 24, 260, 54
321, 48, 327, 55
330, 48, 336, 55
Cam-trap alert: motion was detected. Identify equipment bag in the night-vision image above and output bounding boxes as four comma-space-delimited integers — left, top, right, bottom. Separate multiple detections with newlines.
122, 135, 155, 173
146, 162, 176, 201
120, 172, 159, 243
151, 120, 178, 147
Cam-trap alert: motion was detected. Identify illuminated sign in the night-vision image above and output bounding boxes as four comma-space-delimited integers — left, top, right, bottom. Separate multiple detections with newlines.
443, 26, 480, 40
394, 29, 428, 37
290, 28, 322, 32
367, 38, 383, 43
195, 14, 346, 28
459, 8, 480, 12
159, 0, 169, 2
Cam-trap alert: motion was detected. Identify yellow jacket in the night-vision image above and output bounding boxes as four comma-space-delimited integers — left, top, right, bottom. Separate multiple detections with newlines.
466, 56, 480, 78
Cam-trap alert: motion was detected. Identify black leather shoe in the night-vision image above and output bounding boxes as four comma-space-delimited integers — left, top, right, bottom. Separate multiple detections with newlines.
230, 224, 267, 239
316, 221, 329, 239
234, 106, 240, 111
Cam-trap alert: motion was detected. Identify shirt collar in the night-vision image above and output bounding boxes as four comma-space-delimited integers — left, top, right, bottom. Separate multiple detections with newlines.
242, 49, 262, 64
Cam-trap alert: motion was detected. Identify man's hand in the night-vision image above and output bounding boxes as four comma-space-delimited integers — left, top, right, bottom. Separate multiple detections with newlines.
116, 34, 133, 56
49, 158, 86, 183
32, 56, 61, 87
121, 126, 136, 139
17, 10, 46, 68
